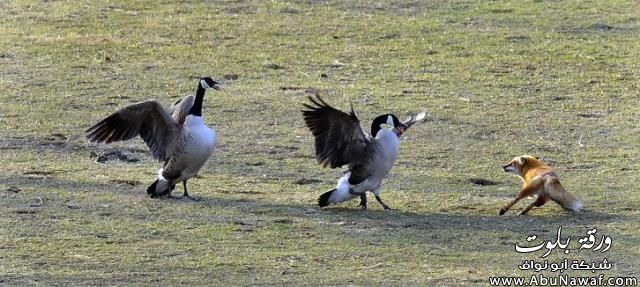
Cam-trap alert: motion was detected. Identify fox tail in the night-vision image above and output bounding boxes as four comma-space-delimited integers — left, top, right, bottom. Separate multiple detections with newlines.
546, 178, 582, 212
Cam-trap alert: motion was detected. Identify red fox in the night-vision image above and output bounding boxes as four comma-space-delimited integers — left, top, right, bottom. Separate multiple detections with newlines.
501, 155, 582, 215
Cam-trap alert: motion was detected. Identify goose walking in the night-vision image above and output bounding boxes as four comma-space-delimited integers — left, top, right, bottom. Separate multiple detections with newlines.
302, 95, 425, 210
86, 77, 220, 199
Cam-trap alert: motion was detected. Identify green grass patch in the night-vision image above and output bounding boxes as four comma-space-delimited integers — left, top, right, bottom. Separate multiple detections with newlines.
1, 0, 638, 285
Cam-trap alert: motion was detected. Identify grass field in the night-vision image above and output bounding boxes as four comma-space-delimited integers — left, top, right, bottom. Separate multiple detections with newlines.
1, 0, 639, 285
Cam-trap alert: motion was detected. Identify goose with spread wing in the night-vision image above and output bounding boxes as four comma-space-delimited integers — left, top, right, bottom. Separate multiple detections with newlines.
86, 77, 221, 199
302, 95, 425, 210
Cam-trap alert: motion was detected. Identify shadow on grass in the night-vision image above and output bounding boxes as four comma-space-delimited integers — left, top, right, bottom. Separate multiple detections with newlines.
194, 194, 626, 234
0, 174, 140, 194
2, 174, 626, 238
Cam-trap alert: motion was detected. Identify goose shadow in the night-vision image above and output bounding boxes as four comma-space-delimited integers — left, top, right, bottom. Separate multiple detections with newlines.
192, 194, 627, 234
190, 195, 633, 259
2, 173, 628, 239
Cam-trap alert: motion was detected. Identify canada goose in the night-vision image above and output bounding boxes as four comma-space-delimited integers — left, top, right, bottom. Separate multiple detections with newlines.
302, 95, 425, 210
86, 77, 221, 199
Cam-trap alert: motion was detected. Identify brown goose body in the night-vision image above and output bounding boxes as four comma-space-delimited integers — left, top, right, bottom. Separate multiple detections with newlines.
301, 95, 426, 210
86, 77, 220, 199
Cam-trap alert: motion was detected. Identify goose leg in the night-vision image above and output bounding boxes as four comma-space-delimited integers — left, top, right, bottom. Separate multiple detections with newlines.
348, 188, 365, 196
182, 180, 189, 197
182, 180, 198, 201
358, 193, 367, 210
167, 184, 182, 199
167, 181, 195, 200
374, 195, 392, 210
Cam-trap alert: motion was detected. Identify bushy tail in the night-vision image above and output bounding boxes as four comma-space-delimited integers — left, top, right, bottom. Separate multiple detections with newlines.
317, 172, 358, 207
546, 178, 582, 212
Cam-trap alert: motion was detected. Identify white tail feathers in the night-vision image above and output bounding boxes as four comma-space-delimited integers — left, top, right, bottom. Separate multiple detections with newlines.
146, 169, 171, 197
156, 179, 170, 192
328, 172, 358, 204
154, 169, 170, 194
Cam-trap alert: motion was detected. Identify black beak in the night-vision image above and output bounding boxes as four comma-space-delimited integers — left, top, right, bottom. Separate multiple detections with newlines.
212, 81, 222, 90
395, 124, 407, 136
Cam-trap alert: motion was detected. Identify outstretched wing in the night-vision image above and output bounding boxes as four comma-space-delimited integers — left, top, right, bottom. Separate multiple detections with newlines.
85, 101, 180, 161
302, 95, 372, 169
167, 95, 195, 126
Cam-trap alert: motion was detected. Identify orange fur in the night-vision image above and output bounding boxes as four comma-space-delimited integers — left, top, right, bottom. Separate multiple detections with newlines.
500, 155, 582, 215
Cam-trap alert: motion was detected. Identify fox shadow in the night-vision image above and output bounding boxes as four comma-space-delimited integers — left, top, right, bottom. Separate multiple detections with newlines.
195, 194, 625, 234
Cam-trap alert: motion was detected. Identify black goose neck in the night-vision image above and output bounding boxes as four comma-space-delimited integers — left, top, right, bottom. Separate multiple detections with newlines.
370, 114, 389, 137
188, 83, 206, 116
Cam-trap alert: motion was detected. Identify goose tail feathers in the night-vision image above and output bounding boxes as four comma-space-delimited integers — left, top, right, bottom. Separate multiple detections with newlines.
317, 172, 357, 207
146, 169, 173, 198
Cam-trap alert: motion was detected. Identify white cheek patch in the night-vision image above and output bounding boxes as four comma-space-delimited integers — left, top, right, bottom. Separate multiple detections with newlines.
386, 115, 394, 127
200, 79, 211, 89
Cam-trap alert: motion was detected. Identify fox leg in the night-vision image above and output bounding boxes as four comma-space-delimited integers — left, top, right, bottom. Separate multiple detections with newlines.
517, 195, 549, 216
500, 177, 544, 215
500, 197, 521, 215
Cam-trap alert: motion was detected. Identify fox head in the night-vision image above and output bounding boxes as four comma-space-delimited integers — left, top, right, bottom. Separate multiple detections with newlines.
502, 155, 542, 175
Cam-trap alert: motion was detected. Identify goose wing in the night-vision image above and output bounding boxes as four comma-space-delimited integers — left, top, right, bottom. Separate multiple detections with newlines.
85, 101, 180, 161
167, 95, 195, 126
302, 95, 373, 170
